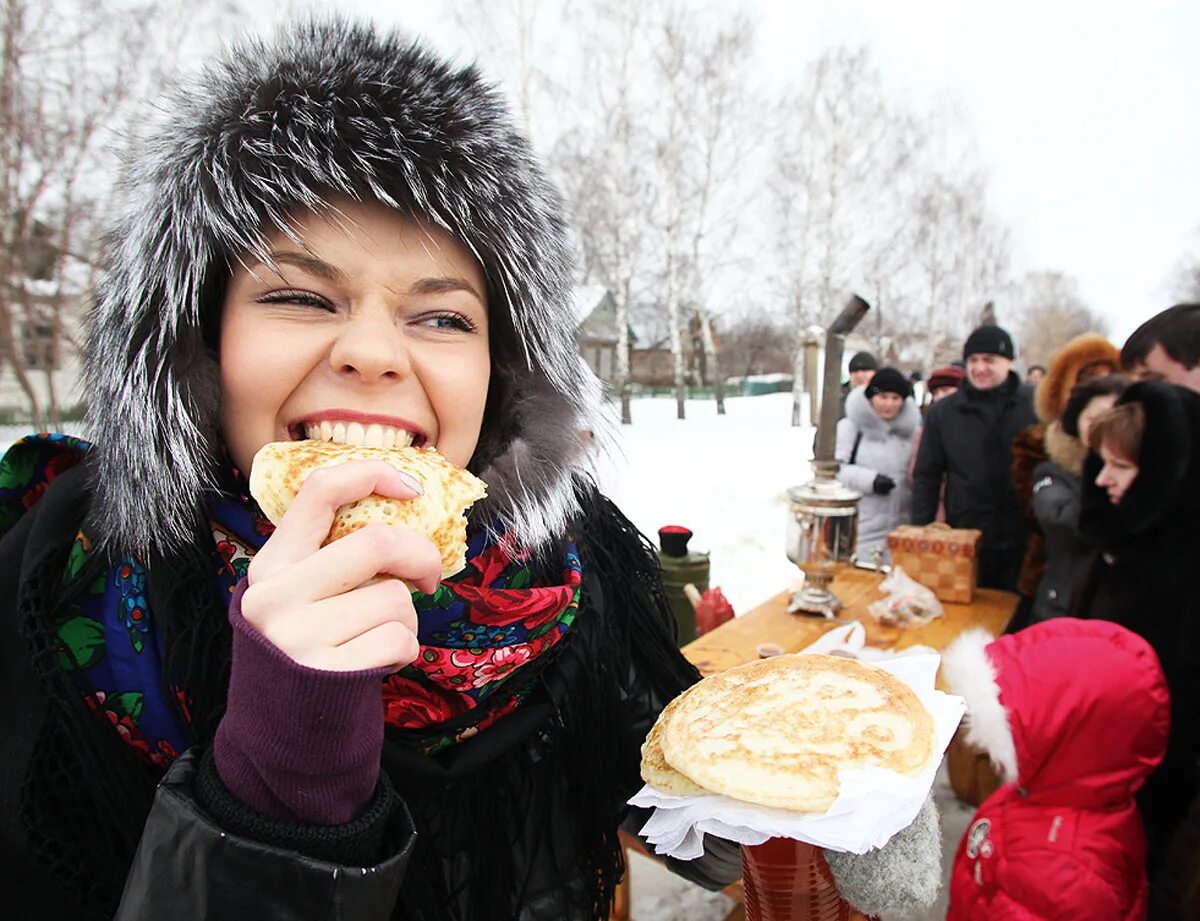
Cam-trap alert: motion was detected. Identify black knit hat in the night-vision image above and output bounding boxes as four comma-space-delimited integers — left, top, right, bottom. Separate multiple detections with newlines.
865, 366, 912, 400
848, 351, 878, 372
963, 325, 1015, 360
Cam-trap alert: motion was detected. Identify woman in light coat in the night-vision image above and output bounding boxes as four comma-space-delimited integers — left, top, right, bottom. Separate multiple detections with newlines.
835, 367, 919, 562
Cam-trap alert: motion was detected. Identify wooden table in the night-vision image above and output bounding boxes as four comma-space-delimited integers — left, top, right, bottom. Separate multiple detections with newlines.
683, 566, 1018, 676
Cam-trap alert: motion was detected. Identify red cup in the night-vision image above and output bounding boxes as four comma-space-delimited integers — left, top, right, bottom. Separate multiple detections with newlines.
741, 837, 855, 921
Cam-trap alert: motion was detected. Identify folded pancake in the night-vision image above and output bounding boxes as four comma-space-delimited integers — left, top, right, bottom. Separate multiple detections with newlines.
249, 440, 488, 578
657, 653, 935, 812
640, 686, 710, 797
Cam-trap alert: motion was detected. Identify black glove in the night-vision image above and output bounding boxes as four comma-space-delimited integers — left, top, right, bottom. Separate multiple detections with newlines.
872, 474, 896, 495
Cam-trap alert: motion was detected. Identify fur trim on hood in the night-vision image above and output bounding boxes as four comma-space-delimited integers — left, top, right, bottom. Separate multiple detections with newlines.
941, 629, 1018, 783
1043, 420, 1086, 477
1034, 333, 1121, 423
845, 386, 919, 439
83, 18, 602, 557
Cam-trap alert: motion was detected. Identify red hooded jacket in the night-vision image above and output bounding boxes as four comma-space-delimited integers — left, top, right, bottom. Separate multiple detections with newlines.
943, 619, 1169, 920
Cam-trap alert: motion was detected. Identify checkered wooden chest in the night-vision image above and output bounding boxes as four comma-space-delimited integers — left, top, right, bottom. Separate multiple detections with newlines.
886, 523, 983, 604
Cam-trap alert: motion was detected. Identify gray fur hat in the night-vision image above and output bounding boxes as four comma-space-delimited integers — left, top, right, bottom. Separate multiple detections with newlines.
84, 17, 602, 557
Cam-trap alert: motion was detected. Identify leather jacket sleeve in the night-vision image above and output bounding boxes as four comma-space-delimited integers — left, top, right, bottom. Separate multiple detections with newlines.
115, 750, 416, 921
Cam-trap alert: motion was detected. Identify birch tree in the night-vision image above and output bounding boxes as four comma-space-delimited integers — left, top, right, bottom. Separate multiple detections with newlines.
655, 4, 688, 419
0, 0, 242, 428
771, 47, 914, 426
550, 0, 657, 425
1016, 271, 1107, 367
908, 167, 1012, 371
678, 13, 755, 416
447, 0, 573, 147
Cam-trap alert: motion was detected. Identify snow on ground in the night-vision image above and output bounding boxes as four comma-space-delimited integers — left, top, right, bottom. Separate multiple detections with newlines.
1, 394, 816, 616
602, 392, 815, 616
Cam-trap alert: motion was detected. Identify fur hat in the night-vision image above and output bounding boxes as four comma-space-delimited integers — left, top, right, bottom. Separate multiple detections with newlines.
926, 365, 965, 394
1034, 333, 1122, 423
962, 325, 1014, 360
83, 18, 602, 557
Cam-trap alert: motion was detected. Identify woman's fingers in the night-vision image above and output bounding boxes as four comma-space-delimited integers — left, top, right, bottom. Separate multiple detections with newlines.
243, 577, 423, 672
250, 460, 424, 576
256, 522, 442, 604
327, 620, 421, 672
256, 578, 420, 656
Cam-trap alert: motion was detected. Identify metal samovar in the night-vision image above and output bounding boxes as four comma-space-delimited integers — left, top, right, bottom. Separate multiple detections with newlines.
786, 295, 871, 617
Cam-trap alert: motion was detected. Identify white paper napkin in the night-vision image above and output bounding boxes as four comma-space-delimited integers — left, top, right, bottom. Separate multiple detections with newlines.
628, 627, 965, 858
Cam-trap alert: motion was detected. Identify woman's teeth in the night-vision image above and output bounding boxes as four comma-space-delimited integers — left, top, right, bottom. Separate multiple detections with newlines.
302, 421, 416, 448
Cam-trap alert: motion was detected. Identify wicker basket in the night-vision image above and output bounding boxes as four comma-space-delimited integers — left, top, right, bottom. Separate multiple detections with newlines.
886, 523, 982, 604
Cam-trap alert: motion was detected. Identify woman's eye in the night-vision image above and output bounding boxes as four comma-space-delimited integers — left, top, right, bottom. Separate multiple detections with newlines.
418, 312, 477, 332
256, 291, 334, 311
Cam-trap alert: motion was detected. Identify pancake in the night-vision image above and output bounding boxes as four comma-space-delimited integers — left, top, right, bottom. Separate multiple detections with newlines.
658, 653, 934, 812
640, 687, 710, 797
249, 440, 488, 578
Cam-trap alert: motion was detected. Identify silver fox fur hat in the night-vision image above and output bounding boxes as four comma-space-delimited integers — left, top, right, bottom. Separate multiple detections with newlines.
84, 17, 603, 558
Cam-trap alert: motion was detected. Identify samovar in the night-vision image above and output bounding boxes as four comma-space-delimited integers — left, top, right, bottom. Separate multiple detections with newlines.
786, 295, 870, 617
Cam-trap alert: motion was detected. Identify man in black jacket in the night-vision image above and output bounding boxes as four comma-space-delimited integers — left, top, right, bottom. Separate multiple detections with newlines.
911, 325, 1036, 590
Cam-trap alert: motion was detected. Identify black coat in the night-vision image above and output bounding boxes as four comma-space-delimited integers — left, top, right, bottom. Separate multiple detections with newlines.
911, 373, 1036, 587
0, 466, 739, 921
1073, 381, 1200, 914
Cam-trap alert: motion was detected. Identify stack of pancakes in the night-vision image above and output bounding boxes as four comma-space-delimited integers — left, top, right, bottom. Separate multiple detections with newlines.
641, 654, 935, 812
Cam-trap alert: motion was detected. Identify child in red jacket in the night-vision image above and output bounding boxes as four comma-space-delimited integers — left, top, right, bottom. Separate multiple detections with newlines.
943, 618, 1169, 920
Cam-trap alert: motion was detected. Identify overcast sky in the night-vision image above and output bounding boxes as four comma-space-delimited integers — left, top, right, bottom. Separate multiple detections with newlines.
312, 0, 1197, 346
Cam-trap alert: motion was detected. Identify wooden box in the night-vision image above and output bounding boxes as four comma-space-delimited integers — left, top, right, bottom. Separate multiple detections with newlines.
886, 523, 982, 604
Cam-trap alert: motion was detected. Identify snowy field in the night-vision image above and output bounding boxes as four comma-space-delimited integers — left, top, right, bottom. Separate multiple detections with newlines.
1, 393, 814, 615
602, 392, 814, 616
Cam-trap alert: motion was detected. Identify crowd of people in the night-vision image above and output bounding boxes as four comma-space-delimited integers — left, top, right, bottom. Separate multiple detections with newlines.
0, 12, 1195, 921
833, 304, 1200, 919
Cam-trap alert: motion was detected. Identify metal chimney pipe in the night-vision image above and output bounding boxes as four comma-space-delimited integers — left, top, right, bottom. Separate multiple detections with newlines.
813, 294, 871, 475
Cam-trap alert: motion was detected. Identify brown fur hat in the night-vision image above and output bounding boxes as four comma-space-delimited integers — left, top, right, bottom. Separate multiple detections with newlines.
1035, 333, 1122, 423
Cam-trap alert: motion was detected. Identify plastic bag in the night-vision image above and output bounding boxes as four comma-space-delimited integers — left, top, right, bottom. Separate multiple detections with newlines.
867, 566, 943, 627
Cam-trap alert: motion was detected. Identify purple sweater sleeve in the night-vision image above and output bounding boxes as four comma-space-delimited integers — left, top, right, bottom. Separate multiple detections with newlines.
213, 578, 393, 825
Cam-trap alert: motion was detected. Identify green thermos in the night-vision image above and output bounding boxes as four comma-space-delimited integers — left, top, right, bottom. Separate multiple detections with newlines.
657, 526, 710, 646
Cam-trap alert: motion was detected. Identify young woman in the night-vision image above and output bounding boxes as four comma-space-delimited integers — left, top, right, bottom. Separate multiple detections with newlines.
834, 367, 918, 562
1075, 380, 1200, 918
0, 19, 742, 920
1027, 374, 1127, 623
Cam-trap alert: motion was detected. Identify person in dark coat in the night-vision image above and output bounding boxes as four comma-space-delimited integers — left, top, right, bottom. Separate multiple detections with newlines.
1074, 380, 1200, 920
911, 325, 1037, 590
833, 350, 878, 422
1121, 302, 1200, 391
0, 19, 746, 921
1028, 375, 1127, 623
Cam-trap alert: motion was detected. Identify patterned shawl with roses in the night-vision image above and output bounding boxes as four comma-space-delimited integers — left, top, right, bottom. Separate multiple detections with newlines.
0, 434, 580, 769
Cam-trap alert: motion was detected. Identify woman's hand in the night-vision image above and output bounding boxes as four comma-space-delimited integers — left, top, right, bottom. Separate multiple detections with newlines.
242, 460, 442, 672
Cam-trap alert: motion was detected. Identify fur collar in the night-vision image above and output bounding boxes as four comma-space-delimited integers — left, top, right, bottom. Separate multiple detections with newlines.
844, 386, 919, 438
83, 18, 602, 557
1043, 421, 1086, 477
